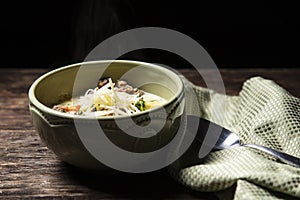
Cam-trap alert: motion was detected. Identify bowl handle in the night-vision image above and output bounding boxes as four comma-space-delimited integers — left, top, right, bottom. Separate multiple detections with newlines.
29, 105, 71, 128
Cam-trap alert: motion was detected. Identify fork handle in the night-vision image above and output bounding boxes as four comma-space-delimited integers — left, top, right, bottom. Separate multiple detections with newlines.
243, 144, 300, 168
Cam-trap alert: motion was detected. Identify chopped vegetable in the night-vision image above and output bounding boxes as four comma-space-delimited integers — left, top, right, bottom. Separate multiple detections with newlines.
135, 98, 146, 111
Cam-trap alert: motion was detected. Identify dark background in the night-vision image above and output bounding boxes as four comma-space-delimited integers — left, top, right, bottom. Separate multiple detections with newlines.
0, 1, 299, 68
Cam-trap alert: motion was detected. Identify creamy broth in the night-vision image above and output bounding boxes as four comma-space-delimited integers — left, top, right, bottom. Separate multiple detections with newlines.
53, 78, 166, 117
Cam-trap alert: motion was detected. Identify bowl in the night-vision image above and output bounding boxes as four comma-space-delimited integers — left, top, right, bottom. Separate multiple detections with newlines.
28, 60, 184, 171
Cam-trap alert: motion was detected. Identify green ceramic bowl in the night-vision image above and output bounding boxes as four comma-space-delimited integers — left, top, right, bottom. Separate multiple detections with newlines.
29, 60, 184, 171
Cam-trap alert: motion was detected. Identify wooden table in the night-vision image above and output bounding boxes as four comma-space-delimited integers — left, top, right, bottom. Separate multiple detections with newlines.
0, 68, 299, 199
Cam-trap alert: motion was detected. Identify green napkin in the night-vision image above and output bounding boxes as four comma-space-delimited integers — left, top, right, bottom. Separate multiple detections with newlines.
169, 77, 300, 199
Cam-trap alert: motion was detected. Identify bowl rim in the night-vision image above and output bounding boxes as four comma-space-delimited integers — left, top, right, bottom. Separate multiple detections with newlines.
28, 60, 184, 120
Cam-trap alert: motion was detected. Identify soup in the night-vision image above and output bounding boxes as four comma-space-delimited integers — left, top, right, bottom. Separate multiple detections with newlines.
52, 78, 167, 117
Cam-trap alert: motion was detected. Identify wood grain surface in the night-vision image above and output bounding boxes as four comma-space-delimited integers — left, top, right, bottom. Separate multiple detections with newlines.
0, 68, 299, 199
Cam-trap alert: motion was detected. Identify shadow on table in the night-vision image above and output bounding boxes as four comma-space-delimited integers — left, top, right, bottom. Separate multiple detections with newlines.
59, 161, 218, 199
